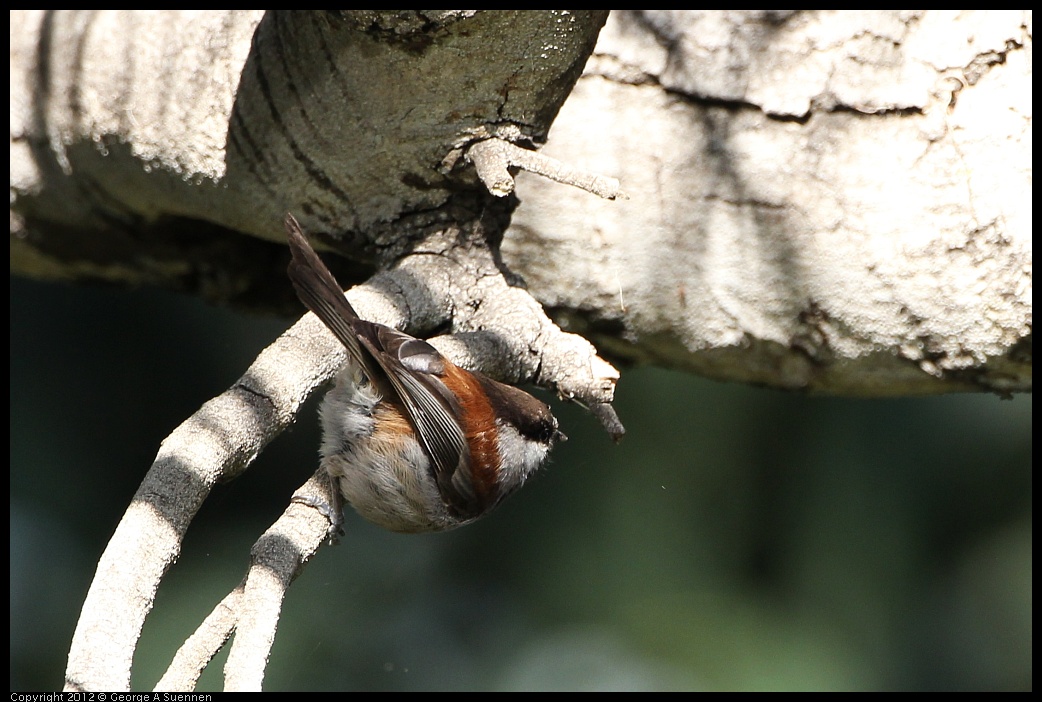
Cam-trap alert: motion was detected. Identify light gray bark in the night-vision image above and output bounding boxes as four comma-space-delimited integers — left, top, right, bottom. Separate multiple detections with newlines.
506, 10, 1031, 396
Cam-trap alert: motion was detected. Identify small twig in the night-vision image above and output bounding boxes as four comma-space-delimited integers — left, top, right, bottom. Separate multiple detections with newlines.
154, 585, 243, 692
590, 402, 626, 443
468, 137, 626, 200
224, 472, 335, 691
149, 472, 335, 692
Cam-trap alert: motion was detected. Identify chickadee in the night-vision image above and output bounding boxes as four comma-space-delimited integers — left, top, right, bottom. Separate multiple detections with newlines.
285, 214, 565, 533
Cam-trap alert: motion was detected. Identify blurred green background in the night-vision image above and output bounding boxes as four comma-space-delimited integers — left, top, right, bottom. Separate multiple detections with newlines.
10, 274, 1031, 691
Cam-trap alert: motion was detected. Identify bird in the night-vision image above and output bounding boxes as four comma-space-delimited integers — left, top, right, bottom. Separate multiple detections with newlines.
285, 213, 565, 533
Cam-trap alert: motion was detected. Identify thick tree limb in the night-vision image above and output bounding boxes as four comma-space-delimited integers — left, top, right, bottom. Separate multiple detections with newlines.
505, 10, 1031, 396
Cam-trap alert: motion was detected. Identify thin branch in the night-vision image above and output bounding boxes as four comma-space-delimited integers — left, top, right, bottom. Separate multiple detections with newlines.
63, 313, 343, 692
225, 472, 335, 691
154, 585, 243, 692
468, 137, 626, 200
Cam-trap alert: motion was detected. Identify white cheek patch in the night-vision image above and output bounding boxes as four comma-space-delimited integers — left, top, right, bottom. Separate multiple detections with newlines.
495, 421, 551, 489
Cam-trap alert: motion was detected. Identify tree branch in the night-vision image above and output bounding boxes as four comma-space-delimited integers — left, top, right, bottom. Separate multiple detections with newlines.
468, 137, 626, 200
11, 9, 1028, 692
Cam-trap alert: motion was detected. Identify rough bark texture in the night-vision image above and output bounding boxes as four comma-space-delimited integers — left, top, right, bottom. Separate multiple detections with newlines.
11, 11, 1031, 396
505, 10, 1031, 396
11, 11, 605, 289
